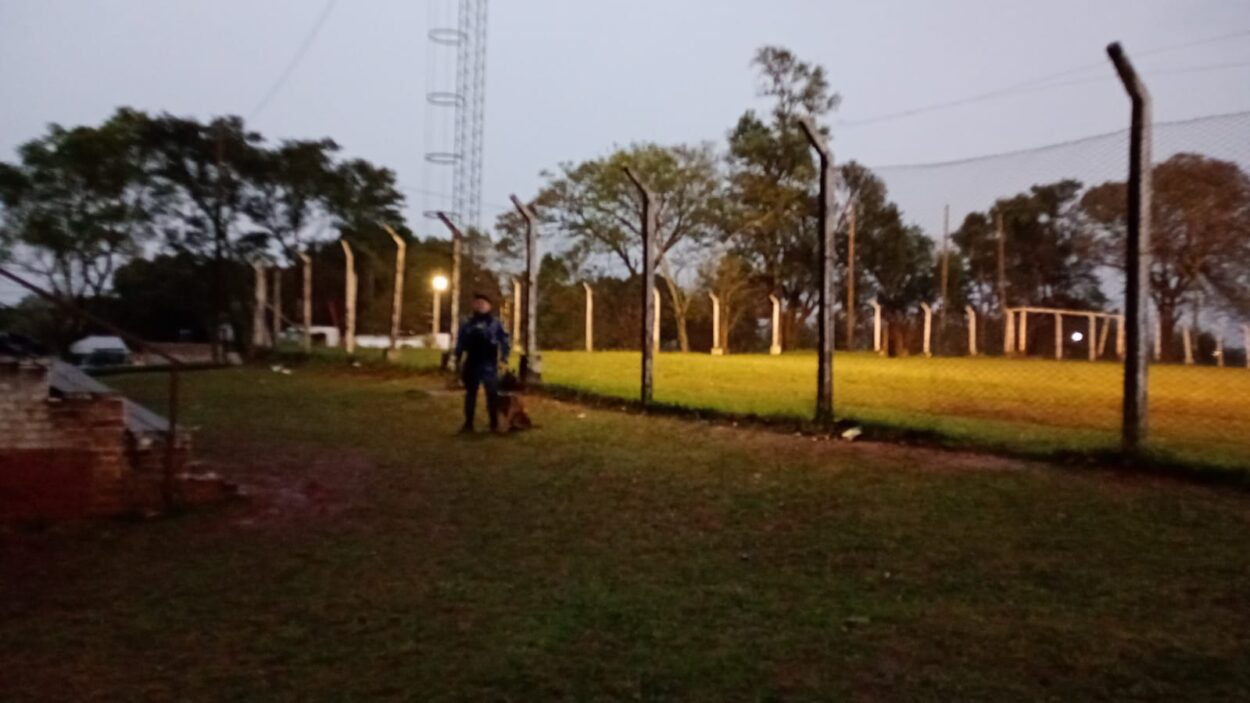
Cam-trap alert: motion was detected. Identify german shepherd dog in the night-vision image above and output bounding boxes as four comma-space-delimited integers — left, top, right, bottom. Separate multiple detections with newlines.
497, 369, 532, 431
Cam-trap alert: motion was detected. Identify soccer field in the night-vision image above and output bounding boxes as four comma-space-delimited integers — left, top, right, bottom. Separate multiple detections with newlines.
534, 351, 1250, 470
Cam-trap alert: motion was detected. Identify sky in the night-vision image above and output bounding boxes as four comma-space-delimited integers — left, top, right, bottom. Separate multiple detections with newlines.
2, 0, 1250, 304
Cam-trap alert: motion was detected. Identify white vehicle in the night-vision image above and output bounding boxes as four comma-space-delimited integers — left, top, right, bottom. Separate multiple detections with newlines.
69, 335, 132, 367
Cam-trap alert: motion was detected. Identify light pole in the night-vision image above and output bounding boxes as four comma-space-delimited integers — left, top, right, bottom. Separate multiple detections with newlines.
432, 274, 449, 344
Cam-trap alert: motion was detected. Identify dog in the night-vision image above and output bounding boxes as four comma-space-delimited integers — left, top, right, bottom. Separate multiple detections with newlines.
497, 369, 532, 431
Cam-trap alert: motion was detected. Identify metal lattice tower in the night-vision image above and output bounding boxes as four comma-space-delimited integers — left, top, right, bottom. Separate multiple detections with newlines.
425, 0, 487, 231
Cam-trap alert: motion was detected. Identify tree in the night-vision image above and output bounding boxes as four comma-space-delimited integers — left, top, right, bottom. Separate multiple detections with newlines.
497, 143, 723, 351
724, 45, 839, 347
245, 138, 340, 261
956, 179, 1104, 312
141, 113, 265, 357
0, 109, 158, 343
1082, 153, 1250, 360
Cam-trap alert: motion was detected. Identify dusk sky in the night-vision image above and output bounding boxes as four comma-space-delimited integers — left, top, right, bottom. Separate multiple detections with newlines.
2, 0, 1249, 278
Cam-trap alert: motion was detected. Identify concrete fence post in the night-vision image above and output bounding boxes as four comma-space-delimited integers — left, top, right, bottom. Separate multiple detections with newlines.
709, 292, 724, 355
966, 306, 978, 356
1019, 309, 1029, 356
1244, 324, 1250, 370
339, 240, 357, 355
583, 282, 594, 352
253, 262, 268, 349
512, 277, 522, 344
510, 195, 542, 382
921, 302, 933, 357
431, 286, 442, 338
798, 117, 836, 424
435, 212, 463, 354
871, 299, 882, 354
1054, 312, 1063, 360
384, 224, 406, 359
769, 294, 782, 355
271, 265, 282, 346
1004, 308, 1016, 355
846, 201, 857, 350
1088, 313, 1097, 361
653, 288, 661, 354
1108, 41, 1153, 454
622, 169, 656, 404
299, 252, 313, 353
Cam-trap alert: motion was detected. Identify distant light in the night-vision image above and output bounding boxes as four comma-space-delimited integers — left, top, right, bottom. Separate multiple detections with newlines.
432, 275, 449, 292
1071, 331, 1084, 342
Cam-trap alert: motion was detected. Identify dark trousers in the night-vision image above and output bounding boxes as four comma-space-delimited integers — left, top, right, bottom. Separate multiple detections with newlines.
463, 370, 499, 429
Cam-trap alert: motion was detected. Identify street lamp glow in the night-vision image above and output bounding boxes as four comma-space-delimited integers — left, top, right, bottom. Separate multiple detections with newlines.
432, 275, 449, 292
1071, 331, 1084, 343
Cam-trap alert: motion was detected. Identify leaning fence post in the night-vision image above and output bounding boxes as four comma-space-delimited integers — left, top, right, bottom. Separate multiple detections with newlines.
623, 168, 656, 404
921, 303, 933, 357
798, 117, 836, 424
252, 262, 268, 349
339, 240, 357, 355
435, 212, 463, 355
583, 282, 594, 352
709, 292, 724, 355
510, 195, 542, 382
966, 306, 978, 356
1108, 42, 1152, 454
384, 224, 406, 359
299, 252, 313, 353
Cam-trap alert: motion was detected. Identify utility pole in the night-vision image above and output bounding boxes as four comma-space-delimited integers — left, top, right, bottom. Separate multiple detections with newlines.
846, 202, 857, 350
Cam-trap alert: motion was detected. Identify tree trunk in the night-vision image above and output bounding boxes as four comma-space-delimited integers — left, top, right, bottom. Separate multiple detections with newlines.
660, 274, 691, 352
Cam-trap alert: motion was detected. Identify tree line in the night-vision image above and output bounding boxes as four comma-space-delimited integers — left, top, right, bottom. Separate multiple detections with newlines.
500, 47, 1250, 361
3, 47, 1248, 363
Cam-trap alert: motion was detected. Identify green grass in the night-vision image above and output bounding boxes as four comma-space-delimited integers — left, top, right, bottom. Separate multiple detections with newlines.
3, 366, 1249, 700
528, 350, 1250, 471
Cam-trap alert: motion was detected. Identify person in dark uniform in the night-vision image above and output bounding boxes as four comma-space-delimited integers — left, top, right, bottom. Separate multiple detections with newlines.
454, 293, 511, 432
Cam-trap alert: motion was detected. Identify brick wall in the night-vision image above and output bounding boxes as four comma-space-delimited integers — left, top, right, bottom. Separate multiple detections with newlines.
1, 361, 146, 519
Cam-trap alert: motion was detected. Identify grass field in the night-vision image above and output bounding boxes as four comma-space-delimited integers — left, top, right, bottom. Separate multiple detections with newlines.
3, 365, 1248, 700
516, 351, 1249, 471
